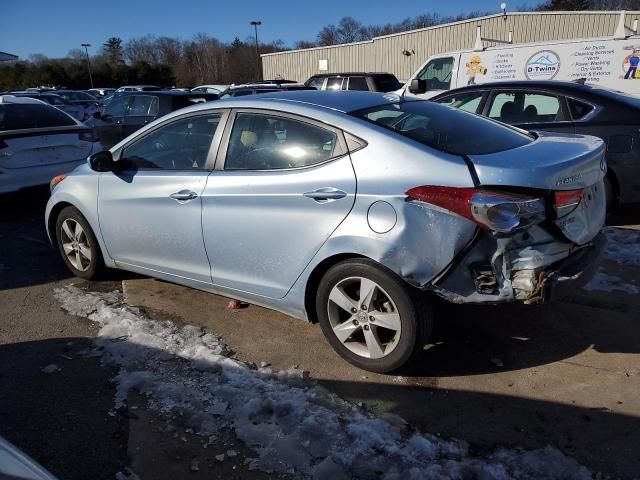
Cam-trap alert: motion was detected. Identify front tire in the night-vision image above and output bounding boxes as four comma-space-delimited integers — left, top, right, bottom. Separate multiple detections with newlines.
55, 206, 103, 280
316, 259, 432, 373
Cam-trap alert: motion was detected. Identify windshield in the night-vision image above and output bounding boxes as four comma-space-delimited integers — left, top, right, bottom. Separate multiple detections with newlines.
351, 100, 533, 156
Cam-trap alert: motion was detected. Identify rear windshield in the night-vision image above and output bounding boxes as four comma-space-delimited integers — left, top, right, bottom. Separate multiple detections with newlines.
373, 74, 402, 93
351, 100, 533, 156
0, 103, 76, 131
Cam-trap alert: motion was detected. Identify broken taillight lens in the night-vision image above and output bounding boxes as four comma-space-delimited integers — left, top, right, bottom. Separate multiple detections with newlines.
406, 185, 546, 234
554, 189, 584, 218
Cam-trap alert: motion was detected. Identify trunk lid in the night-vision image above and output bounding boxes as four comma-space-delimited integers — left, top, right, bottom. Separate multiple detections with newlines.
467, 131, 607, 245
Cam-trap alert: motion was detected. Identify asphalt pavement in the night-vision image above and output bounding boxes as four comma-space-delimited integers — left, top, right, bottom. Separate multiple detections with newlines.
1, 187, 639, 479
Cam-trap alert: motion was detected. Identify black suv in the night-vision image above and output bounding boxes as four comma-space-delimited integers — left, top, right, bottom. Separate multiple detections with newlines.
304, 73, 402, 93
90, 91, 218, 149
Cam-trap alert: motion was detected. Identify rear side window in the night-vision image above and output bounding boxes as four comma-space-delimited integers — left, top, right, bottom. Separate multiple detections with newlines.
347, 77, 369, 91
567, 98, 594, 120
128, 95, 155, 116
373, 75, 402, 92
225, 112, 340, 170
489, 91, 562, 123
326, 77, 344, 91
0, 103, 75, 131
352, 101, 532, 156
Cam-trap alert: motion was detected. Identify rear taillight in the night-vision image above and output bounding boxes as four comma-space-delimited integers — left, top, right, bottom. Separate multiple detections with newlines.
554, 189, 584, 218
79, 130, 99, 143
406, 186, 545, 234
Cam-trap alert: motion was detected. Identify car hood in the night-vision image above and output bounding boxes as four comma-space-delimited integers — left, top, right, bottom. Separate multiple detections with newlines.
467, 131, 606, 245
467, 131, 606, 191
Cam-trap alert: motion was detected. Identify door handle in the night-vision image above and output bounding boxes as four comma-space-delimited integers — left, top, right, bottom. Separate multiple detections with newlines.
170, 189, 199, 202
303, 188, 347, 202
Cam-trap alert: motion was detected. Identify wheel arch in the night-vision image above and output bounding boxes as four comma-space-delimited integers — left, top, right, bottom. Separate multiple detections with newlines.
606, 167, 620, 202
304, 253, 367, 324
47, 201, 73, 244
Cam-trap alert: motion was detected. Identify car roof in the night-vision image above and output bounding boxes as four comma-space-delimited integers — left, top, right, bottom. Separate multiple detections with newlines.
119, 90, 217, 97
214, 90, 407, 113
309, 72, 395, 77
438, 80, 594, 94
0, 95, 48, 105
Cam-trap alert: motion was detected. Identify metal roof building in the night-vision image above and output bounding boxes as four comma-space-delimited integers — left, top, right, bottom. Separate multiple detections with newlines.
261, 10, 640, 82
0, 51, 18, 62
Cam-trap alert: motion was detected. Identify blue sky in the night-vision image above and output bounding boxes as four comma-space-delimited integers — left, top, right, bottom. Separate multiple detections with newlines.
1, 0, 543, 59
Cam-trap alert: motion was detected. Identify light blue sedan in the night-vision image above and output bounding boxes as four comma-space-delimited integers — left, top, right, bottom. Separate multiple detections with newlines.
46, 91, 606, 372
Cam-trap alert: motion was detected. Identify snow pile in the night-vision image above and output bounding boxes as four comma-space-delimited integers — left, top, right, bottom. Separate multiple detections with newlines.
602, 227, 640, 267
55, 285, 592, 479
583, 228, 640, 294
583, 271, 640, 295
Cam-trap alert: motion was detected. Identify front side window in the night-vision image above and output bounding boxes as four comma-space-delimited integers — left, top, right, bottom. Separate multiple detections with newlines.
120, 113, 222, 170
352, 100, 532, 156
347, 77, 369, 91
225, 112, 339, 170
434, 91, 486, 114
417, 57, 454, 91
0, 104, 75, 131
307, 77, 325, 90
105, 97, 130, 117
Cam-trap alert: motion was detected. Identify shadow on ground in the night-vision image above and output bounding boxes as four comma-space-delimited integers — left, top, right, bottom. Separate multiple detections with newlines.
0, 336, 638, 479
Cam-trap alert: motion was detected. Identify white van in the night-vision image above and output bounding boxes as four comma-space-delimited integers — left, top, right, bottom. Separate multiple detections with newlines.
402, 12, 640, 99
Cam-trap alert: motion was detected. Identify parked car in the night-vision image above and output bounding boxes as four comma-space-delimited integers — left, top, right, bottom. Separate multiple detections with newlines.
6, 91, 85, 120
218, 83, 314, 99
0, 436, 58, 480
430, 80, 640, 207
89, 90, 218, 149
305, 72, 402, 93
0, 95, 99, 193
115, 85, 161, 93
53, 90, 100, 107
88, 88, 116, 98
192, 84, 229, 95
46, 91, 606, 372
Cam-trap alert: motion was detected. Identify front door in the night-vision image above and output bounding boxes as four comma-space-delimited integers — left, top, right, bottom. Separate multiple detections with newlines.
201, 110, 356, 299
98, 111, 227, 284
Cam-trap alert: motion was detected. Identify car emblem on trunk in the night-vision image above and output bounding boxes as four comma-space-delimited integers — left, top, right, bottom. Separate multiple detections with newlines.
600, 157, 607, 173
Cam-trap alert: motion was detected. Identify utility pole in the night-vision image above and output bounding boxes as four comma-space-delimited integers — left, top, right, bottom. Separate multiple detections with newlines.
81, 43, 94, 89
250, 20, 262, 80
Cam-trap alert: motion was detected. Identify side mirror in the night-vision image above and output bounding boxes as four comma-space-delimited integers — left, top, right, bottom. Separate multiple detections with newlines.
93, 111, 102, 119
89, 150, 114, 172
409, 78, 427, 95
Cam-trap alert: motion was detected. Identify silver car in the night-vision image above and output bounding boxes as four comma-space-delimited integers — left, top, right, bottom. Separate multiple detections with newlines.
45, 91, 606, 372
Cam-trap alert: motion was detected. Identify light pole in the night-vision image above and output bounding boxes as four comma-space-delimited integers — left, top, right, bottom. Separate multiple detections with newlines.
81, 43, 94, 89
250, 20, 262, 80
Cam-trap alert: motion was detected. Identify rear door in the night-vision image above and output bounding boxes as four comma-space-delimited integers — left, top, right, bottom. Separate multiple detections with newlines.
201, 109, 356, 298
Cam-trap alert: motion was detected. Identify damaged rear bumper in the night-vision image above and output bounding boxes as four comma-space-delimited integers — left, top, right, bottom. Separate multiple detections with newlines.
430, 230, 605, 305
530, 231, 605, 303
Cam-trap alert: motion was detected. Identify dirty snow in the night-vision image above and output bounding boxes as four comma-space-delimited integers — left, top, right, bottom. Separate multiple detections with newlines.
602, 227, 640, 267
582, 228, 640, 294
55, 285, 592, 480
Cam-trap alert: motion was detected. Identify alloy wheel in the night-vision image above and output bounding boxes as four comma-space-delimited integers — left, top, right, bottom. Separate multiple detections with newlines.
327, 276, 402, 359
60, 218, 92, 272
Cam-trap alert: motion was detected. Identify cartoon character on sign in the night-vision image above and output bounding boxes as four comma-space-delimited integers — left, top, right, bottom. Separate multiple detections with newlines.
624, 48, 639, 79
466, 56, 487, 85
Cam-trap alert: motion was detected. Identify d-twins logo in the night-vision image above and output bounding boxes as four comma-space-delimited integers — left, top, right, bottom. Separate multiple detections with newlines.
525, 50, 560, 80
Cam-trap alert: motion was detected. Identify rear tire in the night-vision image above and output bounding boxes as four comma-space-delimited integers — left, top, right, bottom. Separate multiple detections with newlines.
604, 175, 616, 212
55, 206, 104, 280
316, 258, 432, 373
